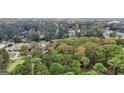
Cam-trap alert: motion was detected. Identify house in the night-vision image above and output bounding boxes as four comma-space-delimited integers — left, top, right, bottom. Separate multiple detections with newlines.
68, 29, 76, 38
108, 21, 120, 24
26, 49, 32, 57
116, 33, 124, 38
40, 34, 45, 40
0, 44, 6, 48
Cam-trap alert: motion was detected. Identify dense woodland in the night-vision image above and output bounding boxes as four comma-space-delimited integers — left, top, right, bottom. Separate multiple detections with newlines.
1, 18, 124, 75
0, 18, 124, 42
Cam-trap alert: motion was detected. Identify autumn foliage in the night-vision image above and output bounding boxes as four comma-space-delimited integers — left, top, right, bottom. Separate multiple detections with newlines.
56, 43, 66, 52
75, 46, 85, 55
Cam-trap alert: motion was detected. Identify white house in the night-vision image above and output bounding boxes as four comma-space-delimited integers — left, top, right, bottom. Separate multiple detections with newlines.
68, 30, 76, 37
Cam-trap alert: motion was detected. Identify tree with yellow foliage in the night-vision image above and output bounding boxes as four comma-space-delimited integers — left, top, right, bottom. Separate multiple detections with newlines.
56, 43, 66, 52
96, 37, 100, 45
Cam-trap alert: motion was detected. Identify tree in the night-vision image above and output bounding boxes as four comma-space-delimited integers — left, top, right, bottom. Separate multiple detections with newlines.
101, 45, 122, 61
50, 63, 63, 75
56, 43, 66, 53
0, 48, 9, 67
93, 63, 107, 74
71, 60, 81, 74
28, 57, 41, 75
13, 64, 30, 75
33, 50, 43, 58
95, 37, 101, 44
80, 56, 90, 69
109, 32, 117, 37
0, 55, 4, 69
116, 38, 124, 46
95, 45, 123, 67
114, 53, 124, 74
83, 42, 99, 66
42, 54, 53, 68
34, 63, 49, 75
29, 31, 40, 42
20, 45, 29, 56
108, 58, 121, 74
12, 34, 21, 43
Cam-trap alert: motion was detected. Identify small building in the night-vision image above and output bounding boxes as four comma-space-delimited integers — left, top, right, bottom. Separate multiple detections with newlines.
116, 33, 124, 38
40, 35, 45, 40
108, 21, 120, 24
68, 29, 76, 38
26, 49, 33, 57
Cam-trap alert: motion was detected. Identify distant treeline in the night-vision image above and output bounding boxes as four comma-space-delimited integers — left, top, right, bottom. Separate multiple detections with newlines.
0, 18, 124, 42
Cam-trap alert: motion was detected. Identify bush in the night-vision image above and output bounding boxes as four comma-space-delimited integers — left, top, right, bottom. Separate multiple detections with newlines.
79, 71, 97, 75
64, 72, 75, 75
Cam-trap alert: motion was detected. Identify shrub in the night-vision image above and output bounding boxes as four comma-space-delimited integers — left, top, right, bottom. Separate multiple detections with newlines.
64, 72, 75, 75
79, 71, 97, 75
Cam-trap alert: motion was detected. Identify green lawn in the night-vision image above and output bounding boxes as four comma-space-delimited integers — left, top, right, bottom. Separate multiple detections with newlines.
9, 52, 16, 58
6, 59, 25, 72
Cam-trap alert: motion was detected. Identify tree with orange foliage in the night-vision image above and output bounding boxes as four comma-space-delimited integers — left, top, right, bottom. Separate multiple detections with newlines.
75, 46, 85, 55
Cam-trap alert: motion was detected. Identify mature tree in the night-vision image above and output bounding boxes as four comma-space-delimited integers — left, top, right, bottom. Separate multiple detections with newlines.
50, 63, 63, 75
95, 37, 101, 45
116, 38, 124, 46
80, 56, 90, 69
0, 55, 4, 69
114, 53, 124, 74
42, 54, 53, 68
93, 63, 107, 74
0, 48, 9, 67
95, 45, 122, 66
29, 31, 40, 42
12, 33, 21, 43
13, 64, 30, 75
25, 57, 42, 75
56, 43, 66, 53
34, 63, 49, 75
108, 58, 121, 74
109, 32, 117, 37
20, 45, 29, 56
71, 60, 81, 74
33, 49, 43, 58
101, 45, 122, 61
83, 42, 99, 66
30, 57, 41, 75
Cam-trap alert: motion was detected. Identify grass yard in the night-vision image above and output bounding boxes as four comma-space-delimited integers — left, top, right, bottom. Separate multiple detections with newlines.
6, 59, 25, 72
9, 52, 16, 58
